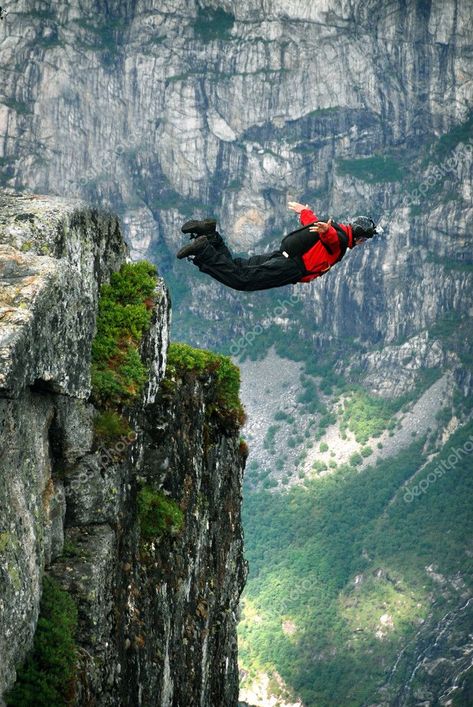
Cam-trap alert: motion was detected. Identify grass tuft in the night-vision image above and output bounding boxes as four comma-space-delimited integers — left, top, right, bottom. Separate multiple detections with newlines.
138, 486, 184, 541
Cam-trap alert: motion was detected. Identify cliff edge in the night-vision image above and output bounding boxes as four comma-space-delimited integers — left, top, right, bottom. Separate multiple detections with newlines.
0, 191, 247, 706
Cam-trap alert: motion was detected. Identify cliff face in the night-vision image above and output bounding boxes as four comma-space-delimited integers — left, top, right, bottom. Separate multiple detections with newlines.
0, 0, 471, 364
1, 2, 473, 704
0, 192, 247, 705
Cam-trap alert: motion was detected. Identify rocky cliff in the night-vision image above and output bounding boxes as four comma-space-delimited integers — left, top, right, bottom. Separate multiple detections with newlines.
0, 0, 471, 364
0, 191, 247, 705
0, 1, 472, 704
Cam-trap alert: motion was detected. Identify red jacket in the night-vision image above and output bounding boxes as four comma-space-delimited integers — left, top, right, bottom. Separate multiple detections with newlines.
298, 208, 354, 283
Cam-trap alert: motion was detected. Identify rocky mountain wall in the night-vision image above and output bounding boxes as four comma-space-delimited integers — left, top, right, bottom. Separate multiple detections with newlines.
0, 1, 471, 371
0, 192, 247, 706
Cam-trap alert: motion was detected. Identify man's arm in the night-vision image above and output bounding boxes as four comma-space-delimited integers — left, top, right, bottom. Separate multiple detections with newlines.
288, 201, 318, 225
309, 220, 340, 252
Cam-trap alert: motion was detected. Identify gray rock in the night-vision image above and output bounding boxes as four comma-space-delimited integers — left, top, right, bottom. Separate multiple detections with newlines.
0, 193, 128, 398
0, 194, 246, 707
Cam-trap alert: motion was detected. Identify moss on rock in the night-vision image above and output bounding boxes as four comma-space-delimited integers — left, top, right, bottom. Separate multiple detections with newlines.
165, 342, 246, 429
5, 576, 78, 706
91, 260, 158, 407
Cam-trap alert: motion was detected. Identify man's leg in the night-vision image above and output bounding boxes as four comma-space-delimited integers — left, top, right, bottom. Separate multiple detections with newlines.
192, 239, 304, 291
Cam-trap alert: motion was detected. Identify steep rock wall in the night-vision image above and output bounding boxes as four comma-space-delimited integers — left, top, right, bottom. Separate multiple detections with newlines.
0, 2, 472, 704
0, 192, 247, 705
0, 0, 471, 369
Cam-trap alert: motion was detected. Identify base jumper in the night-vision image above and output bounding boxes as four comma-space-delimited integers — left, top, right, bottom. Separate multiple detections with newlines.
176, 201, 378, 291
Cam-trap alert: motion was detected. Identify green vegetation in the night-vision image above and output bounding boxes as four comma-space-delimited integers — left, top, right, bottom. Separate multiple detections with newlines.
6, 576, 78, 706
297, 376, 324, 414
22, 8, 56, 20
407, 113, 473, 215
274, 410, 295, 424
93, 410, 131, 441
73, 16, 128, 61
239, 419, 473, 705
61, 539, 90, 560
336, 155, 404, 183
349, 451, 363, 466
264, 424, 279, 453
452, 666, 473, 706
433, 112, 473, 159
0, 531, 10, 553
339, 389, 405, 443
166, 342, 245, 427
91, 261, 157, 407
240, 437, 250, 457
194, 7, 235, 41
137, 486, 184, 541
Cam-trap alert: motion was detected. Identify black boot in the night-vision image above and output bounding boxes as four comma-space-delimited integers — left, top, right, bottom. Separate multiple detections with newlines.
176, 235, 209, 260
181, 219, 217, 237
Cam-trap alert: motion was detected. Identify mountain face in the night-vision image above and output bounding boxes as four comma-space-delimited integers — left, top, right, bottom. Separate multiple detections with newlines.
0, 0, 471, 359
0, 192, 247, 705
1, 1, 472, 705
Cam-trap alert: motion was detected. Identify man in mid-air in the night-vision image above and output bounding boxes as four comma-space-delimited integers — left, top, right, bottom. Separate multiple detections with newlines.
176, 201, 378, 291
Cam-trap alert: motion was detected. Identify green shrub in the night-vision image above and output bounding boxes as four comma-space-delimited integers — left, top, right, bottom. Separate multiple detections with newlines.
360, 446, 373, 458
340, 390, 401, 444
262, 478, 278, 489
91, 261, 158, 407
274, 411, 294, 423
138, 486, 184, 540
319, 412, 336, 429
320, 442, 329, 453
349, 451, 363, 466
93, 410, 131, 441
6, 576, 78, 706
165, 342, 245, 428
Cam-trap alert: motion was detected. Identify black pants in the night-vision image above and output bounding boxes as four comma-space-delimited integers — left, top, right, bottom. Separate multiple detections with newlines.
193, 232, 305, 292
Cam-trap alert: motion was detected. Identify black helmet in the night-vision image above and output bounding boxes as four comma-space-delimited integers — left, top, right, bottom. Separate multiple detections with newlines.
351, 216, 377, 239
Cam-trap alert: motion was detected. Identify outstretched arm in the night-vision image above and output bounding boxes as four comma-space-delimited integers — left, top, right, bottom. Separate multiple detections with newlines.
288, 201, 318, 226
